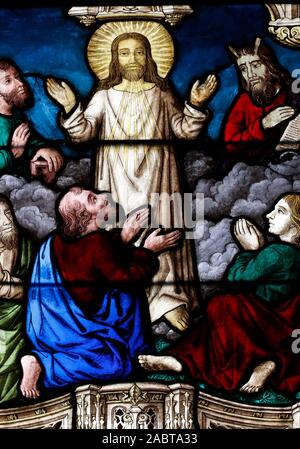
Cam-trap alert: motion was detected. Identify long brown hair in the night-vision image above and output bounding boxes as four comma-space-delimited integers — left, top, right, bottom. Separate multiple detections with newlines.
99, 32, 168, 91
283, 193, 300, 245
232, 42, 291, 90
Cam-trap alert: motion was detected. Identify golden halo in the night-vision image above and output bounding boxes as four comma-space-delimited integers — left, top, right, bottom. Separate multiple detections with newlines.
87, 21, 174, 80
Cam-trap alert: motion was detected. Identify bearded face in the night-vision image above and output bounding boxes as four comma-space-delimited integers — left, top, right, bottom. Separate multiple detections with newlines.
0, 205, 18, 251
117, 38, 147, 83
237, 54, 279, 106
0, 226, 18, 250
1, 84, 33, 109
246, 71, 277, 107
0, 66, 33, 110
119, 63, 146, 82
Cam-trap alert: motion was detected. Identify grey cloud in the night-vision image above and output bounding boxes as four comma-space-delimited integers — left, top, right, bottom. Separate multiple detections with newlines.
0, 175, 26, 196
152, 321, 180, 342
0, 159, 91, 240
195, 162, 266, 219
15, 206, 56, 240
293, 180, 300, 191
10, 180, 58, 215
196, 219, 239, 282
194, 156, 300, 283
269, 153, 300, 178
184, 150, 215, 189
56, 158, 91, 189
0, 154, 299, 285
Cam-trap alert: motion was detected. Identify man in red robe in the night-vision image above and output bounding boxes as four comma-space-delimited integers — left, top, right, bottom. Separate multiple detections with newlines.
20, 186, 182, 399
223, 38, 299, 160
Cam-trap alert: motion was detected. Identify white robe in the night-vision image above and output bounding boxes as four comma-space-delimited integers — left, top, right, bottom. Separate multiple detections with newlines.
61, 85, 208, 322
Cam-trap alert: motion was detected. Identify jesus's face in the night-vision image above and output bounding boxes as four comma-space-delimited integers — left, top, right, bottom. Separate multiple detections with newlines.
117, 38, 146, 82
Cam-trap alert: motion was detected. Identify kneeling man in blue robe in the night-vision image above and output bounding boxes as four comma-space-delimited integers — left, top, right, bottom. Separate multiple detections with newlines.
20, 186, 181, 398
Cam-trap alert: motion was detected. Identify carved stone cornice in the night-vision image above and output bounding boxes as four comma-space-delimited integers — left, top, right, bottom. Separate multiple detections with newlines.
197, 390, 294, 429
1, 384, 300, 429
68, 5, 193, 27
0, 393, 73, 429
266, 4, 300, 47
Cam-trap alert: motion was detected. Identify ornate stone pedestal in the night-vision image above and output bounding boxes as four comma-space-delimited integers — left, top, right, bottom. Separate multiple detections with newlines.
75, 382, 195, 429
1, 384, 300, 429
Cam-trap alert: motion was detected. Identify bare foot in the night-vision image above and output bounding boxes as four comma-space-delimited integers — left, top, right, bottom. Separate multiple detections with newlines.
240, 360, 276, 394
138, 355, 183, 372
164, 305, 189, 332
20, 355, 42, 399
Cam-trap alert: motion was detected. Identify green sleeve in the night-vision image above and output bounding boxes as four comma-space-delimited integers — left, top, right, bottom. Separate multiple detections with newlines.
14, 234, 36, 279
227, 245, 282, 282
0, 150, 13, 173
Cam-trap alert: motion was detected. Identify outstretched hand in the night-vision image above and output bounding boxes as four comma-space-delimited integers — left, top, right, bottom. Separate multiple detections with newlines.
262, 106, 295, 130
46, 77, 77, 114
121, 208, 149, 243
190, 74, 217, 108
234, 218, 266, 250
143, 229, 182, 253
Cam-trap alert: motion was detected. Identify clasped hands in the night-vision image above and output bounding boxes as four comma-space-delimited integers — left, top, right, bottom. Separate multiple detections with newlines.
121, 208, 182, 253
234, 218, 266, 250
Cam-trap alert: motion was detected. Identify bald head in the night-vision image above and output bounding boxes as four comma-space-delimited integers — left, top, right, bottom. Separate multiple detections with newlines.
58, 187, 114, 237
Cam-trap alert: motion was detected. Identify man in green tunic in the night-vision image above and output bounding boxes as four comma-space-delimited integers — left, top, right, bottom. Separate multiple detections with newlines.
0, 58, 63, 182
0, 194, 35, 405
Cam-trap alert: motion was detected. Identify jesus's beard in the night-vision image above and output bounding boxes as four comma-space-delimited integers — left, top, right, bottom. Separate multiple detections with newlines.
1, 85, 33, 109
247, 76, 278, 107
120, 63, 146, 82
0, 226, 18, 251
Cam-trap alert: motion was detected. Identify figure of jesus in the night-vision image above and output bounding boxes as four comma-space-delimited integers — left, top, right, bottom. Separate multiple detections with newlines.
46, 30, 217, 331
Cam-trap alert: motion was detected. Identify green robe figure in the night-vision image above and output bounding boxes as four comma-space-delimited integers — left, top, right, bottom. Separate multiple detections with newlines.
0, 58, 64, 183
0, 195, 35, 405
227, 242, 300, 304
0, 110, 49, 178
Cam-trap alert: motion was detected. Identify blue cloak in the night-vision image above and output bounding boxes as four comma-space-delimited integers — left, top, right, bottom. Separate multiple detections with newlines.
26, 236, 152, 389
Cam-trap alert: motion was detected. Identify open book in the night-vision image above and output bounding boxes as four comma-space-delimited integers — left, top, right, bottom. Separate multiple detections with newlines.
276, 113, 300, 151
